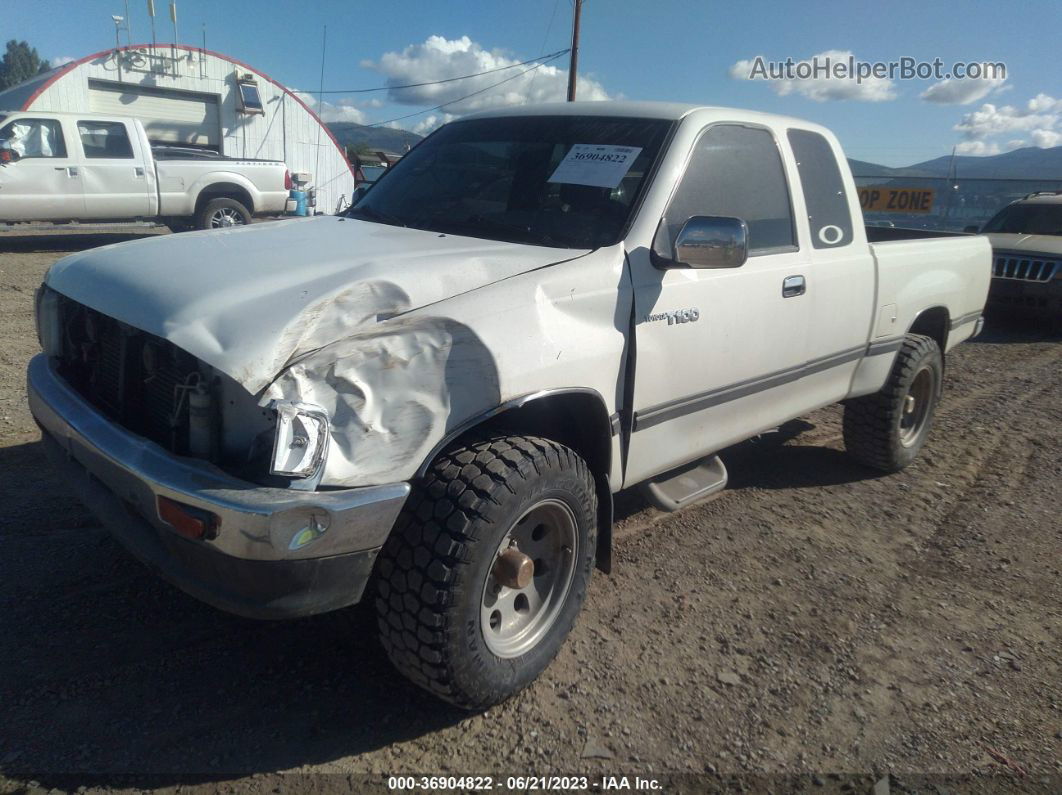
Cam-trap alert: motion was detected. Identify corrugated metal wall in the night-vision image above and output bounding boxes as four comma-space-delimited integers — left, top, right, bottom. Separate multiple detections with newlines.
23, 46, 355, 214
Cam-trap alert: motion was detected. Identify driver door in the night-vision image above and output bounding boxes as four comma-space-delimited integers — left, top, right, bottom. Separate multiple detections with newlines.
0, 117, 85, 221
624, 123, 812, 485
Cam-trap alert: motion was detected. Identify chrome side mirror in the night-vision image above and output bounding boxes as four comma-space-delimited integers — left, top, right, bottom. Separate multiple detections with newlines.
674, 215, 748, 269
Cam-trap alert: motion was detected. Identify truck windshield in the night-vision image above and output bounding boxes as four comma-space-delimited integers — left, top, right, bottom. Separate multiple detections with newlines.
981, 203, 1062, 236
348, 115, 672, 249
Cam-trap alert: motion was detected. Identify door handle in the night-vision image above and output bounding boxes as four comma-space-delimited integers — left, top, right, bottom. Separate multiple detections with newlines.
782, 275, 806, 298
134, 166, 145, 177
54, 166, 79, 177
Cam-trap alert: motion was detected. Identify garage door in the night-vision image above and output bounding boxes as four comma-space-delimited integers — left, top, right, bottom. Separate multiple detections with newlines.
87, 79, 221, 150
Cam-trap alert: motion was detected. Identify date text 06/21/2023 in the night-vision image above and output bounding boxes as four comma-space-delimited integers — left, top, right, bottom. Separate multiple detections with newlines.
386, 774, 663, 791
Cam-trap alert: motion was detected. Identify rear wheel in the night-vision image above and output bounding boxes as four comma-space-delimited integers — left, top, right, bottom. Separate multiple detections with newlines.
195, 197, 251, 230
374, 435, 597, 710
843, 333, 943, 472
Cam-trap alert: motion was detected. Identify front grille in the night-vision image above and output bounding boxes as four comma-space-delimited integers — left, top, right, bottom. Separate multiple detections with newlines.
992, 252, 1060, 282
55, 298, 207, 456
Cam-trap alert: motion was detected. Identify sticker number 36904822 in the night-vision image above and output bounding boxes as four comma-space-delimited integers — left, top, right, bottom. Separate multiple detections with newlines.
548, 144, 643, 189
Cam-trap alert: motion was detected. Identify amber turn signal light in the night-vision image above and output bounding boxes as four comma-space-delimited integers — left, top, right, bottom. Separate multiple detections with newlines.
157, 496, 219, 540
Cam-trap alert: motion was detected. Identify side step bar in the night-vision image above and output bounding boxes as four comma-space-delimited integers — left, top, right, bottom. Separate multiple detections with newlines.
638, 455, 728, 513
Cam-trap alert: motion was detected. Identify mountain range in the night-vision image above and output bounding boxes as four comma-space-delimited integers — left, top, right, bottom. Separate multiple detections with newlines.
326, 122, 422, 154
849, 146, 1062, 180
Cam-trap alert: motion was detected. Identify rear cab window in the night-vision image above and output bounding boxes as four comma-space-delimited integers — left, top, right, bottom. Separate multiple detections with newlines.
77, 120, 134, 159
787, 128, 854, 248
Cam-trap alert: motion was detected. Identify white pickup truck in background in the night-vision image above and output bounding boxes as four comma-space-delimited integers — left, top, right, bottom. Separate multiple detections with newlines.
28, 102, 991, 709
0, 111, 290, 230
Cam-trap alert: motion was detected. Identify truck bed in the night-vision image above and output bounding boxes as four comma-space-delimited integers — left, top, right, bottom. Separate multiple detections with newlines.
867, 228, 991, 352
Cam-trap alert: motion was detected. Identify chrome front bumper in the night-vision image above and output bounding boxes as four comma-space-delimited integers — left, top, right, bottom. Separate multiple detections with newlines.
27, 354, 410, 618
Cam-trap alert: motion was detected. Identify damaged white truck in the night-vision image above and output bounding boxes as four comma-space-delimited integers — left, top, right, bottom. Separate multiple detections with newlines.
28, 102, 991, 708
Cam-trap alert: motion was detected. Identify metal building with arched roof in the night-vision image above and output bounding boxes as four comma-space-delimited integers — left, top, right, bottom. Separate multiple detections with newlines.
0, 44, 356, 214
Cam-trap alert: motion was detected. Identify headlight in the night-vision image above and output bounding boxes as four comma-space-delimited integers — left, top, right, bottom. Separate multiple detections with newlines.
269, 401, 330, 480
35, 286, 62, 357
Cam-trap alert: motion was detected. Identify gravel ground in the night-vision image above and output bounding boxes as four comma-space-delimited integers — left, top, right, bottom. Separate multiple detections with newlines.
0, 231, 1059, 793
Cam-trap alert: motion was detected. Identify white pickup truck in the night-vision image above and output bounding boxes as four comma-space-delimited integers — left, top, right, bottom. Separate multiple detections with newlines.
0, 111, 290, 229
28, 102, 990, 709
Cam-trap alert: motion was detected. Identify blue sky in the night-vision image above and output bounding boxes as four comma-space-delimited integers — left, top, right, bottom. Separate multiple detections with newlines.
8, 0, 1061, 166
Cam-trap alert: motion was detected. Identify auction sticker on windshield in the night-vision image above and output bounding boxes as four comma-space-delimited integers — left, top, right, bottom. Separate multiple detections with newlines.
548, 144, 643, 188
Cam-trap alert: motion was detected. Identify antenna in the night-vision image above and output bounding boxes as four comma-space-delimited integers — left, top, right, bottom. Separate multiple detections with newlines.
169, 2, 178, 75
147, 0, 157, 54
124, 0, 133, 44
112, 16, 125, 51
111, 15, 127, 79
314, 25, 327, 201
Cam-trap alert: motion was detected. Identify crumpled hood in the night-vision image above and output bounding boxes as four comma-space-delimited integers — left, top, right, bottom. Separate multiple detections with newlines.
46, 216, 585, 393
984, 232, 1062, 256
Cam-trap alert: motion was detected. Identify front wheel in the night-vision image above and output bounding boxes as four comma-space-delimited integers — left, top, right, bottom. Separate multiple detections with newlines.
843, 333, 943, 472
374, 435, 597, 710
195, 197, 251, 230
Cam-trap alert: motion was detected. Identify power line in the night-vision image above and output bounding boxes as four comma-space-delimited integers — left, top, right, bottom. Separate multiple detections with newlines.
317, 48, 570, 94
527, 0, 563, 97
368, 50, 568, 128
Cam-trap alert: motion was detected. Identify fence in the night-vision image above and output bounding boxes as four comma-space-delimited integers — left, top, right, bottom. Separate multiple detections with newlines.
852, 176, 1062, 232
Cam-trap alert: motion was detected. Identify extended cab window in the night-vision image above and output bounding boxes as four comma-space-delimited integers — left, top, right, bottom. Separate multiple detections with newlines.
657, 124, 795, 257
77, 121, 134, 159
0, 118, 67, 158
788, 129, 853, 248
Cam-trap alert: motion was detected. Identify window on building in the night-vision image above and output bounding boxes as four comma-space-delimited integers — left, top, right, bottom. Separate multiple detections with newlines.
237, 80, 264, 114
656, 124, 796, 258
77, 121, 134, 159
0, 118, 67, 158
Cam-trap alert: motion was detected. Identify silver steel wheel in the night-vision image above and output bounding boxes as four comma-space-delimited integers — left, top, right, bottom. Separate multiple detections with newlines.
209, 207, 246, 228
481, 498, 579, 659
899, 366, 934, 447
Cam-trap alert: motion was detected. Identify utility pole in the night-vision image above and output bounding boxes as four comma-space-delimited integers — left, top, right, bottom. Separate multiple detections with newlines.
566, 0, 582, 101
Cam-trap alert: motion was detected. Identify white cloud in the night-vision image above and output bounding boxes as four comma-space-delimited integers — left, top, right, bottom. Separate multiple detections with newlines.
1031, 128, 1062, 148
363, 35, 610, 115
955, 140, 1001, 156
728, 50, 897, 102
950, 93, 1062, 155
920, 75, 1006, 105
49, 55, 76, 67
291, 90, 368, 124
1028, 93, 1062, 113
319, 101, 368, 124
410, 113, 457, 135
954, 97, 1059, 140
